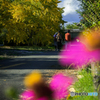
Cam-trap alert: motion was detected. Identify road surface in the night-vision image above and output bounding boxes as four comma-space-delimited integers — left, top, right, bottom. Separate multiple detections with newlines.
0, 51, 66, 100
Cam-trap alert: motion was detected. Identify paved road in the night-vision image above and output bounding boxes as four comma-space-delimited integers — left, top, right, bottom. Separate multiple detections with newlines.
0, 51, 63, 69
0, 51, 66, 100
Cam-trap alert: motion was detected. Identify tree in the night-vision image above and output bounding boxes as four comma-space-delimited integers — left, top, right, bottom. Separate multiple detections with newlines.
66, 23, 81, 29
0, 0, 13, 44
77, 0, 100, 28
0, 0, 64, 46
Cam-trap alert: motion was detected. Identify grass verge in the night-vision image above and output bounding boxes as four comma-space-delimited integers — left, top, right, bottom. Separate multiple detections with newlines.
0, 57, 7, 60
70, 68, 98, 100
0, 45, 55, 51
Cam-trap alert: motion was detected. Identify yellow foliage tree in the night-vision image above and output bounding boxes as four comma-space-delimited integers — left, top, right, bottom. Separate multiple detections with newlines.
0, 0, 64, 45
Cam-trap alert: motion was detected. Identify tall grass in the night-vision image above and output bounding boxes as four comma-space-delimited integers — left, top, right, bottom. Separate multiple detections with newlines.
1, 45, 55, 50
72, 68, 98, 100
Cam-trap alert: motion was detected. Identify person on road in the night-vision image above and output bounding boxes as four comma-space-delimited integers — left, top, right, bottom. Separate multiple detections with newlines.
56, 31, 62, 51
53, 32, 58, 51
65, 30, 71, 48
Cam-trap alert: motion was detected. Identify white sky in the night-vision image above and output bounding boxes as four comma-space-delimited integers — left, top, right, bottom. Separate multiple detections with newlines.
58, 0, 80, 16
58, 0, 81, 26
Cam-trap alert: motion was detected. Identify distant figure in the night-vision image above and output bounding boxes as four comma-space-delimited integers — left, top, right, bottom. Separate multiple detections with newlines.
56, 31, 62, 51
53, 32, 58, 51
65, 30, 71, 48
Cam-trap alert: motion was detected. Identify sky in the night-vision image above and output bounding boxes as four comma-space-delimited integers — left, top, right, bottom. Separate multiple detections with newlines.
58, 0, 81, 26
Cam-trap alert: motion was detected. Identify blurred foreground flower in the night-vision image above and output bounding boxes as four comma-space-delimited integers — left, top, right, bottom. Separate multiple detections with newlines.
50, 73, 73, 99
20, 90, 35, 100
20, 72, 74, 100
20, 71, 53, 100
20, 90, 48, 100
80, 28, 100, 50
59, 28, 100, 68
24, 71, 42, 89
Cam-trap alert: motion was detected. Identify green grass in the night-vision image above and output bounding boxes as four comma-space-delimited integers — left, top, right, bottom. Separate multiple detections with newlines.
0, 57, 7, 60
0, 57, 4, 60
71, 69, 98, 100
1, 45, 55, 51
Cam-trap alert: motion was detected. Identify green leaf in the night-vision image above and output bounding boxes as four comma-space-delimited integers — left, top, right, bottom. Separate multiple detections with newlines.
98, 21, 100, 25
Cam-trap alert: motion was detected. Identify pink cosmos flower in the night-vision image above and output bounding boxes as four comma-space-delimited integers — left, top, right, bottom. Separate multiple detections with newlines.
20, 90, 35, 100
59, 38, 100, 68
20, 90, 48, 100
49, 73, 73, 99
20, 73, 74, 100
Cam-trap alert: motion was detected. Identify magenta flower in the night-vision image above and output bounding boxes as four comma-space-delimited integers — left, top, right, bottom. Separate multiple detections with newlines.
49, 73, 73, 99
59, 39, 100, 68
20, 73, 74, 100
20, 90, 48, 100
20, 90, 35, 100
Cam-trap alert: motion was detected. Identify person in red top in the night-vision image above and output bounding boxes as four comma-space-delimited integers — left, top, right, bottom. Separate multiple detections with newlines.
65, 30, 71, 48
